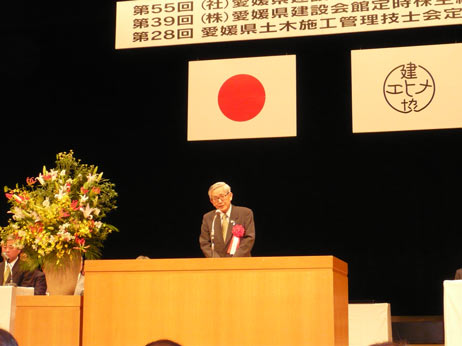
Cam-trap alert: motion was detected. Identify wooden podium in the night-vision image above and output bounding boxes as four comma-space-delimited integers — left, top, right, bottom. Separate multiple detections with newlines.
82, 256, 348, 346
14, 296, 82, 346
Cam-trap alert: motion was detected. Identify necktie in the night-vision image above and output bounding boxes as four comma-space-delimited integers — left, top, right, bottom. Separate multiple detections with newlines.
4, 264, 11, 285
222, 214, 228, 241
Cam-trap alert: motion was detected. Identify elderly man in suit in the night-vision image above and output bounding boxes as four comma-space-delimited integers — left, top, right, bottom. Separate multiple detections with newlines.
1, 237, 47, 295
199, 182, 255, 257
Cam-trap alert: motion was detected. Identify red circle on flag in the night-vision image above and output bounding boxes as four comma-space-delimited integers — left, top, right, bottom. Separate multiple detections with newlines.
218, 74, 266, 122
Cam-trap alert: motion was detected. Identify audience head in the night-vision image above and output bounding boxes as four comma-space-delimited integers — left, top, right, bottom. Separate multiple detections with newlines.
1, 236, 21, 263
0, 328, 19, 346
146, 339, 181, 346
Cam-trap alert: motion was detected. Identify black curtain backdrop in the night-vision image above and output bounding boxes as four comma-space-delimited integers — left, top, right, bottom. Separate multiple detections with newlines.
1, 3, 462, 316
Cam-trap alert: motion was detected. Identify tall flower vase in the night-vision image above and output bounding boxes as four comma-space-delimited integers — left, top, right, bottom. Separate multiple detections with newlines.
42, 251, 81, 295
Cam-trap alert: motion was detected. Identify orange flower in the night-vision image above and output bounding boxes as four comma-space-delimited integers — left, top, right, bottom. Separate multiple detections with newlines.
59, 209, 70, 218
75, 236, 85, 246
30, 223, 44, 234
70, 200, 80, 211
26, 177, 37, 186
73, 236, 89, 252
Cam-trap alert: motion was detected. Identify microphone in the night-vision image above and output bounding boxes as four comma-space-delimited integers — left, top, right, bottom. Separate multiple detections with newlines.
211, 210, 221, 257
1, 252, 8, 262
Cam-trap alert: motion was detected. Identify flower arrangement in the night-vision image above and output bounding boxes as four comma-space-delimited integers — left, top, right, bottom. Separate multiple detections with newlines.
227, 223, 245, 255
231, 224, 245, 238
0, 151, 118, 270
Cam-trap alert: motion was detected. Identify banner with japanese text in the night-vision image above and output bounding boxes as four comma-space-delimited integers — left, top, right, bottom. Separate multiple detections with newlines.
351, 43, 462, 133
116, 0, 462, 49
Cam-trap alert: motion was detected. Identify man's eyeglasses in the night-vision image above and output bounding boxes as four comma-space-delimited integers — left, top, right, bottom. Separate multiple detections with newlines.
210, 192, 230, 202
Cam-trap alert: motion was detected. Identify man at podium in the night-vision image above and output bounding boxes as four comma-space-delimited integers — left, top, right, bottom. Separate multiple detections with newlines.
1, 237, 47, 295
199, 182, 255, 257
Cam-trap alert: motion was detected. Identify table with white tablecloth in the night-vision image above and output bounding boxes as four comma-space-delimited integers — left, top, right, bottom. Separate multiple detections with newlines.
349, 303, 392, 346
444, 280, 462, 346
0, 286, 34, 332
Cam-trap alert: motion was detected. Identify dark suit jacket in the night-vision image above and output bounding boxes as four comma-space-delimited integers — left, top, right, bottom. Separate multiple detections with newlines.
0, 260, 47, 295
200, 205, 255, 257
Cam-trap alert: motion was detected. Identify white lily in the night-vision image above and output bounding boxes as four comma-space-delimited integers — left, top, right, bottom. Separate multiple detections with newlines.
49, 169, 59, 181
58, 223, 70, 232
42, 197, 50, 207
37, 173, 46, 185
37, 177, 44, 185
54, 186, 68, 200
87, 173, 98, 184
58, 224, 73, 241
31, 211, 41, 222
9, 206, 26, 220
80, 204, 99, 219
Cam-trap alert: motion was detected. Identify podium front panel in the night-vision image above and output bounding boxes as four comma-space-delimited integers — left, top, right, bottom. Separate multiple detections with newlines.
82, 256, 348, 346
14, 296, 82, 346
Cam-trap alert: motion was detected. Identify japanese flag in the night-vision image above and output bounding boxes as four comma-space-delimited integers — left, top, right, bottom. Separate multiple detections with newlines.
188, 55, 297, 141
352, 43, 462, 133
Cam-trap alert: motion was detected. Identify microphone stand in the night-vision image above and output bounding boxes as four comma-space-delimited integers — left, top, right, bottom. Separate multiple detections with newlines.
211, 211, 220, 258
7, 272, 16, 287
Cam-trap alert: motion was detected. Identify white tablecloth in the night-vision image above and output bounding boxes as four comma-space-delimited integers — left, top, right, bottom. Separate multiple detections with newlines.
0, 286, 34, 332
349, 303, 392, 346
444, 280, 462, 346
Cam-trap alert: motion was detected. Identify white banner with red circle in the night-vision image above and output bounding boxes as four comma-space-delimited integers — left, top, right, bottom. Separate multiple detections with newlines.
188, 55, 297, 141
